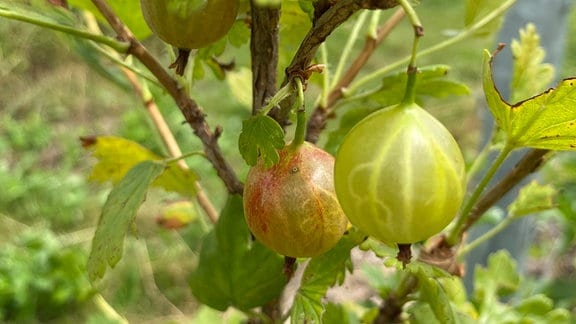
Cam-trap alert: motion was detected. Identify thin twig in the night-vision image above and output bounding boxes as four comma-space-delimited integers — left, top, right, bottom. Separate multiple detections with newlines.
121, 68, 219, 223
90, 0, 243, 195
306, 7, 405, 143
272, 0, 399, 124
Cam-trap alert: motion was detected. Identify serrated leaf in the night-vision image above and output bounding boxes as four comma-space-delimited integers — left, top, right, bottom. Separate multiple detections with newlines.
483, 50, 576, 150
68, 0, 151, 39
473, 250, 519, 305
510, 23, 555, 103
465, 0, 511, 37
80, 135, 198, 197
291, 229, 365, 324
238, 115, 285, 167
189, 195, 286, 311
514, 294, 553, 316
87, 160, 165, 281
507, 181, 556, 218
416, 276, 458, 324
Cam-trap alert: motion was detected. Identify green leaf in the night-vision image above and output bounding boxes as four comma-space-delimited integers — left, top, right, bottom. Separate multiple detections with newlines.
81, 136, 198, 197
473, 250, 519, 305
483, 50, 576, 150
507, 181, 556, 218
323, 303, 360, 324
514, 294, 553, 316
510, 23, 555, 103
238, 115, 285, 167
87, 160, 165, 281
291, 229, 365, 324
189, 195, 286, 311
68, 0, 151, 39
227, 20, 250, 48
464, 0, 510, 37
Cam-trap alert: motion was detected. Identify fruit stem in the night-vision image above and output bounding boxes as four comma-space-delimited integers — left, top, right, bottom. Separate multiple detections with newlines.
446, 144, 514, 246
397, 0, 423, 106
169, 48, 192, 76
289, 77, 306, 150
397, 243, 412, 268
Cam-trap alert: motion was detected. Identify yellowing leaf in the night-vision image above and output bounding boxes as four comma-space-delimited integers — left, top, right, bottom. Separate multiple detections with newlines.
510, 23, 554, 103
482, 50, 576, 150
87, 160, 165, 281
81, 136, 198, 197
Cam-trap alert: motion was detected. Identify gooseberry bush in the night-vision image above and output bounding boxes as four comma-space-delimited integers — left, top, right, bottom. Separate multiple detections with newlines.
2, 0, 576, 322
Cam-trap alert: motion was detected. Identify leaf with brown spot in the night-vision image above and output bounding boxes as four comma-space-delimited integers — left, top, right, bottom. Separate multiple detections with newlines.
483, 50, 576, 150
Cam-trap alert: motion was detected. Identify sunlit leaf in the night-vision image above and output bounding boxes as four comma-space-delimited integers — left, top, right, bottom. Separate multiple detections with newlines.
510, 23, 554, 103
238, 115, 285, 167
483, 50, 576, 150
189, 195, 286, 311
507, 181, 556, 218
68, 0, 151, 39
81, 135, 198, 197
291, 229, 365, 324
87, 160, 165, 281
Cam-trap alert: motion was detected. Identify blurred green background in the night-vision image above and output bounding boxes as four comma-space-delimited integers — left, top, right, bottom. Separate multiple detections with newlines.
1, 0, 576, 322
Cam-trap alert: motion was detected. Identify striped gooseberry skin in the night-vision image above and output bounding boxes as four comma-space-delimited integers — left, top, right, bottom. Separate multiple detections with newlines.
334, 103, 466, 244
243, 142, 348, 258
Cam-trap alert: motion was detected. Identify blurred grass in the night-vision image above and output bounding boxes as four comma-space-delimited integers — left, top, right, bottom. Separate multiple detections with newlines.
1, 0, 576, 321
